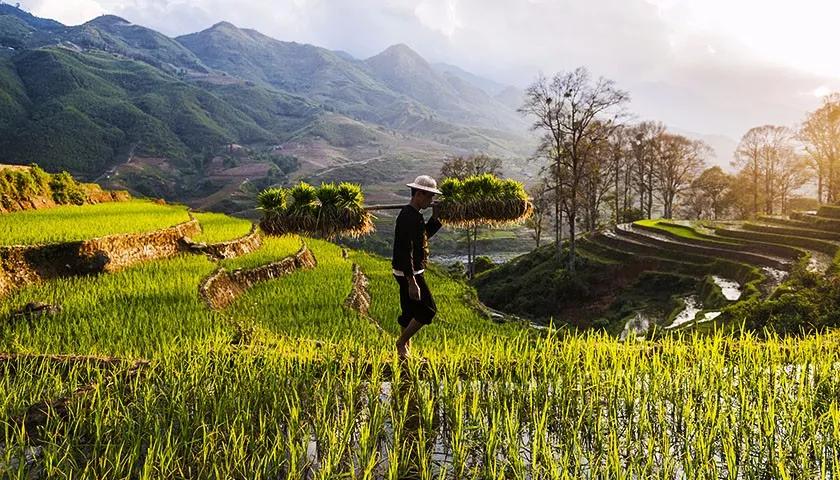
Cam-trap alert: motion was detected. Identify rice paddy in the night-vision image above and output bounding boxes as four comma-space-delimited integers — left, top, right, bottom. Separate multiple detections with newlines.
191, 212, 254, 245
0, 200, 191, 246
2, 203, 840, 478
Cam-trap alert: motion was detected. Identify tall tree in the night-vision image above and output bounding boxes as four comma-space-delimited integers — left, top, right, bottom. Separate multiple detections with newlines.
525, 179, 552, 248
775, 153, 811, 213
581, 122, 615, 232
653, 133, 708, 219
691, 166, 733, 220
607, 126, 635, 223
800, 94, 840, 203
628, 122, 664, 219
734, 125, 799, 216
521, 68, 629, 271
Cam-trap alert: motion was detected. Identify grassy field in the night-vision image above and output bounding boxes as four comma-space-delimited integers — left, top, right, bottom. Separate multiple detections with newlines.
634, 219, 740, 245
220, 234, 303, 271
191, 212, 254, 244
1, 204, 839, 478
0, 200, 191, 245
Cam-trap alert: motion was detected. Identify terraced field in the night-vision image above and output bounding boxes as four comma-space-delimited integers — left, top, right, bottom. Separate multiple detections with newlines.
0, 200, 192, 246
576, 206, 840, 337
2, 203, 840, 478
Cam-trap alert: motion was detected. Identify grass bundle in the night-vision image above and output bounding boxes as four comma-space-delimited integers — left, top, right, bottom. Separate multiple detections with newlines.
436, 174, 533, 227
258, 182, 374, 239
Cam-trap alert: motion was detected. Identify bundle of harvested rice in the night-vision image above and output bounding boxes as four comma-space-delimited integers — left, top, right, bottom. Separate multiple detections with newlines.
258, 182, 374, 239
435, 174, 533, 227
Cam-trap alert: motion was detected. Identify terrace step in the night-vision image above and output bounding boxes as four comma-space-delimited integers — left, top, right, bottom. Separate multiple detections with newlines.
817, 205, 840, 219
790, 211, 840, 231
744, 222, 840, 242
633, 221, 801, 261
182, 224, 263, 260
0, 218, 201, 299
591, 231, 767, 299
715, 225, 838, 273
617, 224, 792, 270
199, 241, 318, 310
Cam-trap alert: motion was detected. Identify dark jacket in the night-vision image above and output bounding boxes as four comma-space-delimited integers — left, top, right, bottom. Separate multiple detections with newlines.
391, 204, 442, 277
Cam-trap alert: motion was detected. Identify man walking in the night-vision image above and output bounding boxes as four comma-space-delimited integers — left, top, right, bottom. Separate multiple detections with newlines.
392, 175, 443, 359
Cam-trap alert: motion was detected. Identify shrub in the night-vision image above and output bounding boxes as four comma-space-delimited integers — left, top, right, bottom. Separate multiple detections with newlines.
50, 171, 87, 205
473, 255, 496, 275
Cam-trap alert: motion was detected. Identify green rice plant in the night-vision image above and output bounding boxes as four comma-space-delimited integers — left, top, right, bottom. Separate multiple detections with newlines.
437, 174, 533, 228
0, 253, 230, 358
220, 234, 302, 271
192, 212, 254, 244
256, 187, 286, 215
0, 200, 192, 246
258, 182, 373, 239
5, 207, 840, 478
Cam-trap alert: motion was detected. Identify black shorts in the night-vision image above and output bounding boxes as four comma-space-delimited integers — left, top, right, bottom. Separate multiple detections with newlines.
394, 273, 437, 327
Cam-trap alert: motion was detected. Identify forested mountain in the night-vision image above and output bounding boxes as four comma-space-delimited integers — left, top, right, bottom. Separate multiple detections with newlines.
0, 5, 533, 209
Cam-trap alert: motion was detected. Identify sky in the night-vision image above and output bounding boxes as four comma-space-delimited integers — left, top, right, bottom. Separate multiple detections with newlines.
14, 0, 840, 144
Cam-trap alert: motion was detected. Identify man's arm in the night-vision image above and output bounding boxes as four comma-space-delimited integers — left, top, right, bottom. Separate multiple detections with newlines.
426, 205, 443, 238
425, 216, 442, 238
394, 212, 417, 277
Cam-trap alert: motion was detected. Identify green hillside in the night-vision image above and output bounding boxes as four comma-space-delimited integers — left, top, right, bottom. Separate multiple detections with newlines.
0, 46, 319, 178
1, 202, 839, 477
0, 8, 534, 213
65, 15, 209, 74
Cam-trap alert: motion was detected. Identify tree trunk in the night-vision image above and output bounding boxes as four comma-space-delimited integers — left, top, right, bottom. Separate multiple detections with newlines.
818, 173, 824, 204
555, 182, 562, 262
568, 209, 576, 272
465, 229, 473, 279
471, 226, 478, 277
614, 168, 620, 224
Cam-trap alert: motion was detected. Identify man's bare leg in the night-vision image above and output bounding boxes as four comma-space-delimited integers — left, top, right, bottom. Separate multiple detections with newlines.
396, 318, 423, 359
399, 326, 411, 350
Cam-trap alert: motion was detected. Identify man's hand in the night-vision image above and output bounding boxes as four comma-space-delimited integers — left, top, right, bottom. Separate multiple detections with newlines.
408, 277, 421, 301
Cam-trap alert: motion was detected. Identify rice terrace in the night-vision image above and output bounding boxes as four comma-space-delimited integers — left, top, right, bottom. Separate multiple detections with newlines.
2, 1, 840, 479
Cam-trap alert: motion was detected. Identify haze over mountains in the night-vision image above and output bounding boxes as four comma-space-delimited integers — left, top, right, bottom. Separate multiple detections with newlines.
0, 4, 534, 211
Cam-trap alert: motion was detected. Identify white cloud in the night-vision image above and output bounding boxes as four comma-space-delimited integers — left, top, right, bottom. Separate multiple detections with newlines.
414, 0, 461, 37
27, 0, 105, 25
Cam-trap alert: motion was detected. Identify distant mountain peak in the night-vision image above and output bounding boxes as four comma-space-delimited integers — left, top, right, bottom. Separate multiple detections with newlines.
210, 21, 240, 31
86, 14, 132, 26
374, 43, 425, 62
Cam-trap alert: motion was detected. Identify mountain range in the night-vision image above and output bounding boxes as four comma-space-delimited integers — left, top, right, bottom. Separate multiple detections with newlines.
0, 4, 534, 212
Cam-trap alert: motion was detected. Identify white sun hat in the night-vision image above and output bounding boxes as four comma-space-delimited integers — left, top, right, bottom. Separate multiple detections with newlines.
406, 175, 442, 194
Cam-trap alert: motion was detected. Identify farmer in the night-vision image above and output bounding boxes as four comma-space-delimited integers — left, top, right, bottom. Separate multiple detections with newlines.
392, 175, 443, 359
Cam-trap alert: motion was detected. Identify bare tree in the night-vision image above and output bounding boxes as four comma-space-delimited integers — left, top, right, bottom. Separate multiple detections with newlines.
775, 153, 812, 213
607, 126, 635, 223
628, 122, 664, 219
734, 125, 799, 216
525, 179, 552, 248
440, 154, 502, 180
439, 154, 501, 278
734, 126, 767, 216
581, 124, 616, 232
800, 94, 840, 203
653, 133, 709, 219
520, 68, 629, 271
